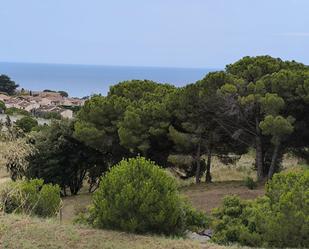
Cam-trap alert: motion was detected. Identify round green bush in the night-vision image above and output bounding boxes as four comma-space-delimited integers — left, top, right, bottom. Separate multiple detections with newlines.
91, 157, 187, 235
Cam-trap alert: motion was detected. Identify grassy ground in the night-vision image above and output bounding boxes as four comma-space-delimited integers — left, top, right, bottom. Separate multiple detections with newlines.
0, 167, 10, 185
0, 214, 240, 249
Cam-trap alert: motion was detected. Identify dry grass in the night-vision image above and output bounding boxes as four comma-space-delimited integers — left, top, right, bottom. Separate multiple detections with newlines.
0, 214, 240, 249
0, 167, 10, 185
211, 154, 256, 182
61, 192, 92, 223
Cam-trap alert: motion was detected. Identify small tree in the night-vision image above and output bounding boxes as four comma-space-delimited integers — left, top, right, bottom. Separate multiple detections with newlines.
28, 120, 107, 195
0, 118, 34, 180
91, 157, 186, 235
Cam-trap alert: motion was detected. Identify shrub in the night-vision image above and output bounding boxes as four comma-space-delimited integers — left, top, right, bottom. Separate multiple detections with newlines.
90, 157, 204, 235
243, 176, 257, 189
0, 179, 61, 217
183, 201, 209, 232
15, 116, 38, 132
258, 171, 309, 247
0, 100, 6, 112
211, 195, 262, 247
5, 107, 30, 116
212, 171, 309, 248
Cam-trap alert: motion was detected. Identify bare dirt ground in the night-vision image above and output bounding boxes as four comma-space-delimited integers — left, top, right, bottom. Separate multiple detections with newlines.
181, 181, 264, 213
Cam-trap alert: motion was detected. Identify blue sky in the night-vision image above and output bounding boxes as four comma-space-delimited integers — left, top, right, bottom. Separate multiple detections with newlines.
0, 0, 308, 68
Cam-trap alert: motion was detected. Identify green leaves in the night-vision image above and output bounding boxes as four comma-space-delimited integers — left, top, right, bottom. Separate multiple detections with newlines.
91, 157, 187, 235
212, 171, 309, 248
259, 115, 294, 144
260, 93, 285, 115
0, 74, 19, 95
220, 83, 237, 94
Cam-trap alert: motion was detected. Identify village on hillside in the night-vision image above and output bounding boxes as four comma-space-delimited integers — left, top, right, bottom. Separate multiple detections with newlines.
0, 90, 85, 119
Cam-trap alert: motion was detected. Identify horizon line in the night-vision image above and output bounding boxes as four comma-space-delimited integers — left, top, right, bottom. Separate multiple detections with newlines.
0, 60, 221, 71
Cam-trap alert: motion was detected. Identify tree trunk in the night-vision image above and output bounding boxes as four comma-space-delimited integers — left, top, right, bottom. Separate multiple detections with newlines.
195, 142, 201, 184
255, 117, 264, 182
205, 149, 212, 183
268, 142, 280, 179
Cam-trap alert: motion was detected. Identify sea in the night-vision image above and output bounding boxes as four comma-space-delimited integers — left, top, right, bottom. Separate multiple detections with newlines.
0, 62, 216, 97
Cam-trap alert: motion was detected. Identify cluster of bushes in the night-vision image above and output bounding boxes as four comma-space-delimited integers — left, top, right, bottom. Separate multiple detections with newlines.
77, 157, 209, 235
212, 170, 309, 248
15, 116, 38, 133
5, 107, 30, 116
0, 179, 61, 217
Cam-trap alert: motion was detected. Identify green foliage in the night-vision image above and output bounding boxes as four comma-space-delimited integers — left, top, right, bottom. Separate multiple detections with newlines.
5, 107, 30, 116
58, 90, 69, 97
0, 179, 61, 217
15, 116, 38, 133
259, 115, 294, 144
260, 93, 285, 115
226, 56, 287, 83
35, 111, 61, 120
212, 171, 309, 248
219, 56, 309, 180
75, 81, 175, 167
211, 195, 267, 247
243, 176, 257, 189
27, 120, 106, 195
0, 74, 19, 95
0, 100, 6, 111
259, 171, 309, 247
91, 157, 197, 235
74, 94, 131, 164
182, 201, 210, 232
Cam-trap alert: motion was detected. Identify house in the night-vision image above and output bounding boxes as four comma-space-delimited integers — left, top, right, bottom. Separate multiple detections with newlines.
63, 98, 85, 106
24, 101, 40, 112
39, 97, 53, 106
4, 98, 24, 109
60, 109, 73, 119
48, 96, 65, 106
38, 92, 62, 98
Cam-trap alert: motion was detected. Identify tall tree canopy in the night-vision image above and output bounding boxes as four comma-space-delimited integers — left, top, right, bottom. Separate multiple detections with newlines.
75, 80, 175, 166
219, 56, 309, 180
74, 56, 309, 184
168, 72, 246, 183
0, 75, 19, 95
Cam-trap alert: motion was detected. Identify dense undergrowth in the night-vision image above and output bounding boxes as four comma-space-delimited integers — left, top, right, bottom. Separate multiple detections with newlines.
211, 170, 309, 248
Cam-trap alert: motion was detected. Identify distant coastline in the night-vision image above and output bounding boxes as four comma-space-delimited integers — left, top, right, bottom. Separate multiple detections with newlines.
0, 62, 217, 97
